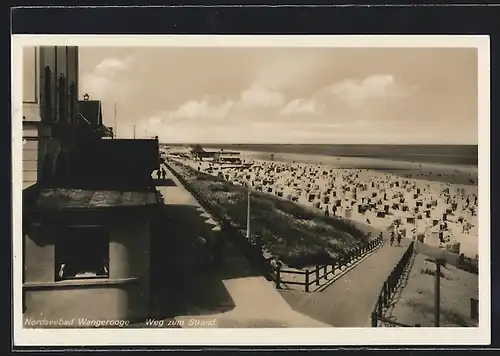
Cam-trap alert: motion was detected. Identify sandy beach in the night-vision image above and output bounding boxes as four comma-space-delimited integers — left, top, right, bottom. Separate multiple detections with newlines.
167, 148, 479, 259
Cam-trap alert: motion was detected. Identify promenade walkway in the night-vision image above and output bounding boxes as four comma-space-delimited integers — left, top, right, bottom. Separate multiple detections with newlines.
154, 167, 329, 327
279, 238, 411, 327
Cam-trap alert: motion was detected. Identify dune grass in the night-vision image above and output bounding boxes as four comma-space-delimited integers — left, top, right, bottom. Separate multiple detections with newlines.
170, 160, 371, 268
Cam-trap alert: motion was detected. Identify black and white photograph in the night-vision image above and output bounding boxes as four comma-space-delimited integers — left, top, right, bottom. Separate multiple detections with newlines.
12, 35, 490, 346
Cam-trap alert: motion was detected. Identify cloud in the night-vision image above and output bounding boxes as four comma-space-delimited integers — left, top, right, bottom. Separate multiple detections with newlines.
170, 98, 235, 121
80, 56, 134, 101
134, 73, 417, 143
150, 85, 285, 124
326, 74, 416, 107
238, 85, 285, 109
280, 98, 318, 115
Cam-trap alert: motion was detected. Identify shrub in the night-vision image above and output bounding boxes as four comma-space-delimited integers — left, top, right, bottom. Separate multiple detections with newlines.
170, 160, 369, 268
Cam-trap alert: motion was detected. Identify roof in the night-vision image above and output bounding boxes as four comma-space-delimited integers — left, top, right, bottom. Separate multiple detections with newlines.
69, 138, 160, 179
78, 100, 102, 128
35, 188, 159, 210
190, 144, 206, 153
96, 124, 113, 137
218, 151, 240, 155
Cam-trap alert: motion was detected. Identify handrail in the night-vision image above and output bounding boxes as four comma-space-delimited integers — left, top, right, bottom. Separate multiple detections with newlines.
276, 236, 384, 292
167, 159, 385, 293
374, 315, 413, 327
371, 240, 415, 327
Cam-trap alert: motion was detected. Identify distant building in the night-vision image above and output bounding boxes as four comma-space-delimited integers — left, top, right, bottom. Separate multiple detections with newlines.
188, 145, 242, 164
215, 151, 242, 164
190, 144, 215, 160
22, 46, 161, 323
78, 98, 113, 138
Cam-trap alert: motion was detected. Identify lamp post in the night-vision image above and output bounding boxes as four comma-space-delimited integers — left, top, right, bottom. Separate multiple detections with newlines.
246, 184, 251, 239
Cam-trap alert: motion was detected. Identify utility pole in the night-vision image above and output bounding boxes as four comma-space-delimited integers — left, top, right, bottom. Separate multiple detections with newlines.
434, 257, 444, 327
246, 186, 251, 239
113, 103, 117, 139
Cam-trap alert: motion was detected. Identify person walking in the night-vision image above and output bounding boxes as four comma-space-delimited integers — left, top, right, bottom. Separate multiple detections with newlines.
397, 232, 402, 247
161, 166, 167, 179
390, 231, 395, 246
156, 169, 161, 180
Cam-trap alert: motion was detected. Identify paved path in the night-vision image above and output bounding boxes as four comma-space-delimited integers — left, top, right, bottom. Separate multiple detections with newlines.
279, 238, 411, 327
154, 166, 329, 327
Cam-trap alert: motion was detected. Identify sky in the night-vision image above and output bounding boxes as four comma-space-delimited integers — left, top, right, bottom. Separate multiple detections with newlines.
77, 46, 478, 145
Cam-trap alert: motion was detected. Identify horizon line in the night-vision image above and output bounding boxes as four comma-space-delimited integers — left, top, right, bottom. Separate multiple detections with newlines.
160, 142, 479, 146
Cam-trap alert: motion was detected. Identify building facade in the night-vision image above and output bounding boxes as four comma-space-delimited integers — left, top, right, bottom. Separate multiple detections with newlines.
22, 46, 41, 189
22, 46, 80, 188
22, 46, 162, 324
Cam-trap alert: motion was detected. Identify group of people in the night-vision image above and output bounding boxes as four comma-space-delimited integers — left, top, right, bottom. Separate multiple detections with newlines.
389, 230, 403, 247
155, 166, 167, 180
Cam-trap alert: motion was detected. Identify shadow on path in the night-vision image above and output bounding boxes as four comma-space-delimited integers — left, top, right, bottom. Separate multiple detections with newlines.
153, 178, 177, 187
150, 188, 261, 318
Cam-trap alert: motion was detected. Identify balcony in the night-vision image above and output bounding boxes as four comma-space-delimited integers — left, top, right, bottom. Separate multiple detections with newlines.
46, 138, 161, 191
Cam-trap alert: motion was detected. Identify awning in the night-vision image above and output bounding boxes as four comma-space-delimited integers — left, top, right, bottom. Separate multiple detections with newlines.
33, 188, 160, 211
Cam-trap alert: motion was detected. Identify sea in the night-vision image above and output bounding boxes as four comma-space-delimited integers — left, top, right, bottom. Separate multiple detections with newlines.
196, 144, 478, 167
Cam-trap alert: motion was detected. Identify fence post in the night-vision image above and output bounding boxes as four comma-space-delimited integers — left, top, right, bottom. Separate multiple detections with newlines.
305, 270, 310, 292
316, 267, 320, 286
384, 281, 389, 307
275, 266, 281, 289
470, 298, 479, 321
377, 295, 383, 322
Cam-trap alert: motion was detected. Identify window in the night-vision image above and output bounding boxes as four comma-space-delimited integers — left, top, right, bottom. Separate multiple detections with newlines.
55, 225, 110, 281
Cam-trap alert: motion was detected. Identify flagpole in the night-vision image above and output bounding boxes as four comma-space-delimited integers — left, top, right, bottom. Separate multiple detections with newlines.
114, 103, 117, 138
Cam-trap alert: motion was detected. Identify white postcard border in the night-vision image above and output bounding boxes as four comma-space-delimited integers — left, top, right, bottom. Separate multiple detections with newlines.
12, 34, 491, 346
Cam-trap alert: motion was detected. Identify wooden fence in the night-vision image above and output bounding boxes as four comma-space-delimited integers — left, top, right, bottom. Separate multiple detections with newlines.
374, 315, 413, 327
371, 240, 415, 327
165, 162, 277, 281
276, 235, 384, 292
166, 161, 384, 292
